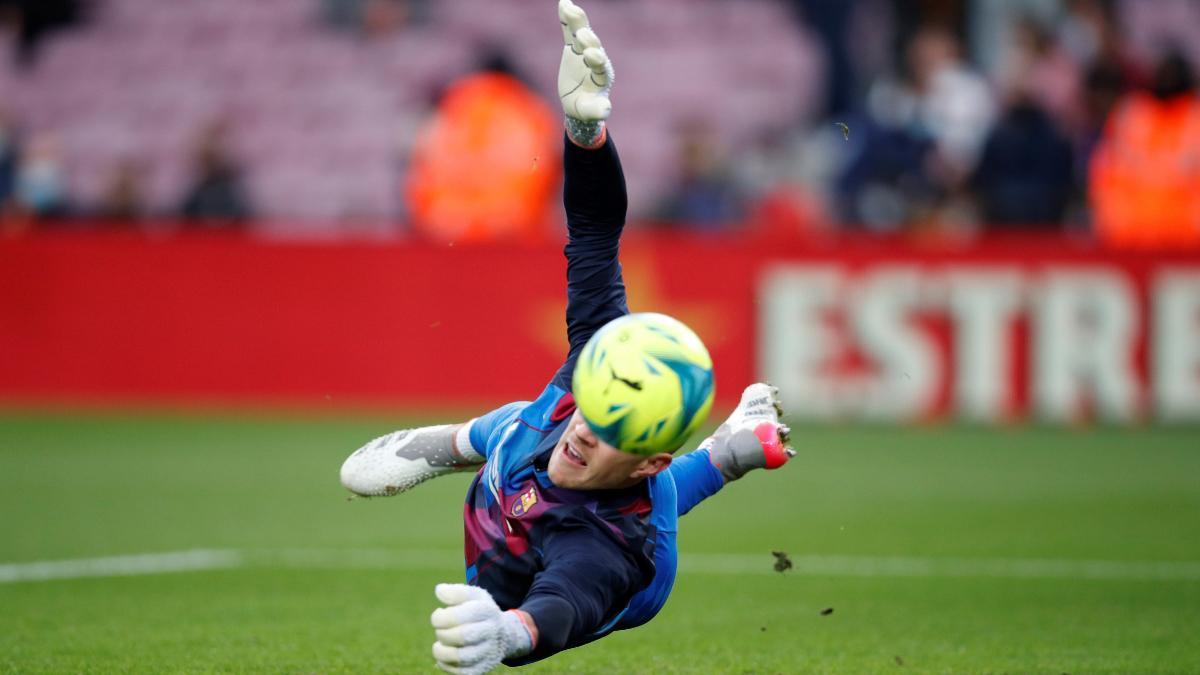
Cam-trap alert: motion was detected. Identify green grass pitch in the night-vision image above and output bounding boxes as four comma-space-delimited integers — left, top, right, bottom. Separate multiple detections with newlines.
2, 410, 1199, 674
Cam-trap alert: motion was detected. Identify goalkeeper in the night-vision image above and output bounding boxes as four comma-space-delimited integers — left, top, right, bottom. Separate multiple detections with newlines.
340, 2, 794, 672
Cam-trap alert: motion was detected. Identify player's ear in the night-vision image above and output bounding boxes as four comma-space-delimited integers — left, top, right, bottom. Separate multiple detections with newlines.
631, 453, 672, 479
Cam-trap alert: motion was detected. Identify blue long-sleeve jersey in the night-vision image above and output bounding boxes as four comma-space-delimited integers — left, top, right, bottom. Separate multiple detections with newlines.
455, 136, 725, 664
460, 384, 724, 665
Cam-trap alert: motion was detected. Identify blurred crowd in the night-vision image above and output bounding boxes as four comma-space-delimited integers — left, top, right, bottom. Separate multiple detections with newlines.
751, 0, 1200, 247
0, 0, 1198, 247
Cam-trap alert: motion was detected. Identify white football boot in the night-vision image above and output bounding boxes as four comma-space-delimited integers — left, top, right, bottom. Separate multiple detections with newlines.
340, 424, 482, 497
703, 383, 795, 482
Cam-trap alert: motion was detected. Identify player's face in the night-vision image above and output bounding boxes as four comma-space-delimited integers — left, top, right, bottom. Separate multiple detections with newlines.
548, 411, 671, 490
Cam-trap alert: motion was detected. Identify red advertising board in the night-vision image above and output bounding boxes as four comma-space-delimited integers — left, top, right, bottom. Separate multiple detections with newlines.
0, 232, 759, 411
757, 249, 1200, 423
1, 231, 1198, 422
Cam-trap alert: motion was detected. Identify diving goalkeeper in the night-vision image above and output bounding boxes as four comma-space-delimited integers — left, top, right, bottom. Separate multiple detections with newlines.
339, 3, 795, 672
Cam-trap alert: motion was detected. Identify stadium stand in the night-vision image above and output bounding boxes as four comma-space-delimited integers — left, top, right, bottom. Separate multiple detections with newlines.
2, 0, 1198, 242
0, 0, 822, 227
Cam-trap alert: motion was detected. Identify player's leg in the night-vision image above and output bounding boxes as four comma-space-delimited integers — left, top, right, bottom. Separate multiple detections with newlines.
339, 424, 480, 497
671, 383, 794, 517
339, 401, 528, 496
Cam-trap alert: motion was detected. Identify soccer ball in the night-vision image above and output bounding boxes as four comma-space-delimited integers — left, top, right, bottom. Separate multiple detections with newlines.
572, 313, 715, 455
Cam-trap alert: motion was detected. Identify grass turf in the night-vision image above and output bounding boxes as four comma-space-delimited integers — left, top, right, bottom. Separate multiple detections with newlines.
1, 411, 1198, 673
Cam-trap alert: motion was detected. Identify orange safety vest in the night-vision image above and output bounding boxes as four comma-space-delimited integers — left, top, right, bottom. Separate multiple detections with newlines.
1089, 93, 1200, 248
406, 72, 560, 242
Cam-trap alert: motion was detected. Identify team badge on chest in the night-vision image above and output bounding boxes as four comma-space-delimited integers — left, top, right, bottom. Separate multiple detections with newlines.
510, 485, 539, 517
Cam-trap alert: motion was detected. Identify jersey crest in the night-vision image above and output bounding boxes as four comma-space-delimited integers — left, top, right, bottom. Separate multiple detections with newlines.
510, 485, 539, 517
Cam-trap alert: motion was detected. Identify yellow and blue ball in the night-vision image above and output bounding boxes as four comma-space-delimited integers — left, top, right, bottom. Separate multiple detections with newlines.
572, 313, 715, 456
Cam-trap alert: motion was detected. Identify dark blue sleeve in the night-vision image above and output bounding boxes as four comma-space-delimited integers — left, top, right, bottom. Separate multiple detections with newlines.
506, 522, 644, 664
551, 134, 630, 391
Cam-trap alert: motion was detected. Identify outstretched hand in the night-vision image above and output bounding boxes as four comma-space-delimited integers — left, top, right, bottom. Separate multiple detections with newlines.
430, 583, 534, 675
558, 0, 614, 123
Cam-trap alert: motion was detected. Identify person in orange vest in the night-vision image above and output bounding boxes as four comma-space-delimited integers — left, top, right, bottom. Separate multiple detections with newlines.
406, 51, 561, 243
1089, 51, 1200, 248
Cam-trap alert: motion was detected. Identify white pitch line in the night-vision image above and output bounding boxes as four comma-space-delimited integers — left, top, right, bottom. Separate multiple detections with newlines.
0, 549, 243, 584
3, 549, 1200, 585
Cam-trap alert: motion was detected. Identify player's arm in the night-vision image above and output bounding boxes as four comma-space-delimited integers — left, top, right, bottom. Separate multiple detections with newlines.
701, 383, 794, 483
506, 525, 644, 663
339, 401, 527, 497
552, 0, 631, 390
672, 383, 796, 517
430, 525, 644, 672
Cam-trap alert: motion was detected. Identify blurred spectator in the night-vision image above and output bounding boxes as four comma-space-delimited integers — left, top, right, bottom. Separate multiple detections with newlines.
405, 50, 559, 243
837, 25, 992, 231
733, 127, 836, 239
887, 0, 967, 62
908, 26, 995, 180
0, 0, 86, 66
972, 93, 1074, 227
999, 16, 1084, 134
1081, 59, 1129, 138
1067, 58, 1129, 219
836, 113, 938, 231
1059, 0, 1107, 67
788, 0, 859, 117
179, 121, 252, 226
969, 15, 1077, 228
1089, 51, 1200, 248
14, 132, 69, 218
362, 0, 415, 37
969, 0, 1060, 76
322, 0, 428, 37
655, 124, 743, 230
1080, 0, 1146, 87
98, 159, 146, 222
0, 111, 16, 212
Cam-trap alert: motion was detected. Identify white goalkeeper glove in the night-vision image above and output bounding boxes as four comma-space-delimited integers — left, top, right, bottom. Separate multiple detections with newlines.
430, 584, 534, 675
558, 0, 614, 134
